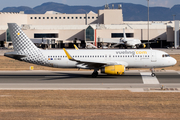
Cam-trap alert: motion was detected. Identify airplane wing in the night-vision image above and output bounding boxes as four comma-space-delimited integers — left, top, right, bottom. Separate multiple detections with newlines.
111, 43, 123, 47
86, 43, 98, 49
63, 48, 106, 66
142, 40, 157, 44
63, 48, 128, 68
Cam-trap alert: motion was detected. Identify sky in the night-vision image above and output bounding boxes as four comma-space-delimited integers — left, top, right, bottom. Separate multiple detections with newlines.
0, 0, 180, 10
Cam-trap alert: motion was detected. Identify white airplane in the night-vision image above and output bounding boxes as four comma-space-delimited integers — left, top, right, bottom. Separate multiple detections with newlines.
4, 23, 177, 78
86, 43, 98, 49
112, 29, 146, 49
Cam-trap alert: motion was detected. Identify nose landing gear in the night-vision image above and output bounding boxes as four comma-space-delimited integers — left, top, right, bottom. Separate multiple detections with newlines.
150, 68, 156, 77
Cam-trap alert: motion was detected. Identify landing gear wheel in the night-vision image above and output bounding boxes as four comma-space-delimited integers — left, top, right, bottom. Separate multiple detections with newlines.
151, 73, 156, 77
92, 72, 98, 78
136, 45, 140, 49
119, 45, 124, 49
150, 68, 156, 77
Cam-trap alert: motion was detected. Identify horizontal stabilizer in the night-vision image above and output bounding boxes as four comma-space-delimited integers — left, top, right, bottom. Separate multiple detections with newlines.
4, 51, 27, 59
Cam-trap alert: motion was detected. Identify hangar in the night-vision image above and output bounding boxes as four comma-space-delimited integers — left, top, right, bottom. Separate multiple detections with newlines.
0, 4, 179, 48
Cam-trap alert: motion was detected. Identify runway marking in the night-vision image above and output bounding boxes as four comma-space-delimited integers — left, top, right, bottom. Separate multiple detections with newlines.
140, 72, 159, 84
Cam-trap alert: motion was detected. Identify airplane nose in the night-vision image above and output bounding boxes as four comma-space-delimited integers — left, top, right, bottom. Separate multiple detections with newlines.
171, 58, 177, 65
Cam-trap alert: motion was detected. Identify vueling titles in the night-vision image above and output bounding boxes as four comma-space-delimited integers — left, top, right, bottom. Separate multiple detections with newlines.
116, 50, 147, 55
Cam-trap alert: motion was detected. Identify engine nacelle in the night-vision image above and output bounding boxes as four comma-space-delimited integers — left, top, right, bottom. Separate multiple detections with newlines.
140, 44, 146, 48
142, 44, 146, 48
101, 65, 125, 75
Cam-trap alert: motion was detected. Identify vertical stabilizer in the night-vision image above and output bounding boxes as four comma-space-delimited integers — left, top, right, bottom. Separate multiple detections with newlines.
7, 23, 47, 65
8, 23, 38, 52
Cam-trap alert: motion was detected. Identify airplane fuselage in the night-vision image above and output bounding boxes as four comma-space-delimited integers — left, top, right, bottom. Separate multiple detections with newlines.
124, 39, 141, 47
38, 49, 176, 69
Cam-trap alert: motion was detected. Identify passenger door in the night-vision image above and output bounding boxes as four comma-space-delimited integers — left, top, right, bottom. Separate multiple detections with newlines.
151, 51, 157, 62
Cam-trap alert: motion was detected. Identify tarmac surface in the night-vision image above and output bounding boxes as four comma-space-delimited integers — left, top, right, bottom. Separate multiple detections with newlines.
0, 70, 180, 92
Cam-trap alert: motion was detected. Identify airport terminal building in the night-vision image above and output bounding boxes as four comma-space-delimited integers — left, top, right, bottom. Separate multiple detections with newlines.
0, 5, 179, 48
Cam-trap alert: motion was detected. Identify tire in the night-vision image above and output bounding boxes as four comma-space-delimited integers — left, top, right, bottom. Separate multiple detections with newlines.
136, 45, 139, 49
151, 73, 156, 77
92, 72, 98, 78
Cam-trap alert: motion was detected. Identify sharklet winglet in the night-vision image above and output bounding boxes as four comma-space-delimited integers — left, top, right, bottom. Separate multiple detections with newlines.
74, 44, 79, 50
63, 48, 74, 60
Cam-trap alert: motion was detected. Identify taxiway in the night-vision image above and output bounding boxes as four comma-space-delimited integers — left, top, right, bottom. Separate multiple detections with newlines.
0, 71, 180, 91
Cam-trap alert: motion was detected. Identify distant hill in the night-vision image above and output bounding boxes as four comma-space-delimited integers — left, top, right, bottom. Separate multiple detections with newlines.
1, 6, 38, 14
1, 2, 180, 21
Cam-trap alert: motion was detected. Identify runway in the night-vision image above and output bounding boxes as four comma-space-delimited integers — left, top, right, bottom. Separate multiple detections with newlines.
0, 70, 180, 91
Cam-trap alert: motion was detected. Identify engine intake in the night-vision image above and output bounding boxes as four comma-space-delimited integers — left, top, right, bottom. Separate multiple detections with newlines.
140, 44, 146, 48
101, 65, 125, 75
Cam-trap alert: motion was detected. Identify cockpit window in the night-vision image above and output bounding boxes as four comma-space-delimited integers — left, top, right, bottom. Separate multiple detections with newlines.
162, 54, 170, 57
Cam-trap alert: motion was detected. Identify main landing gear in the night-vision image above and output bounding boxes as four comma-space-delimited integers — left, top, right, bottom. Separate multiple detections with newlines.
150, 68, 156, 77
92, 69, 98, 78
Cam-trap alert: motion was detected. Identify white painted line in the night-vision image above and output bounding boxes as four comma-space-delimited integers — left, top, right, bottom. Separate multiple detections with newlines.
140, 72, 159, 84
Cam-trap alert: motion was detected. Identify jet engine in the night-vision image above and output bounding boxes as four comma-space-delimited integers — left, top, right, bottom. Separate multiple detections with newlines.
139, 44, 146, 48
101, 65, 125, 75
142, 44, 146, 48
